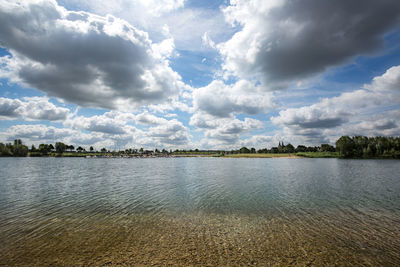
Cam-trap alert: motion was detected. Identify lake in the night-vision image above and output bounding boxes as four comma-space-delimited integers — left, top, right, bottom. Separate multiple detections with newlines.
0, 157, 399, 266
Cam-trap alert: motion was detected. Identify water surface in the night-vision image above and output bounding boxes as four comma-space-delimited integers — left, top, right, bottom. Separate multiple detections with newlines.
0, 158, 399, 265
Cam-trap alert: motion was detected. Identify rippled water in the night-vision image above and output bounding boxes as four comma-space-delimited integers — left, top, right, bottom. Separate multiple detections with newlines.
0, 157, 399, 266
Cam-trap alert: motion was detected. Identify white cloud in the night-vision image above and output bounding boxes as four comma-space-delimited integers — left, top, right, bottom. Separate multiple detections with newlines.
365, 65, 400, 92
193, 80, 276, 118
271, 65, 400, 144
65, 111, 136, 135
238, 135, 280, 149
202, 32, 216, 49
60, 0, 233, 52
135, 110, 168, 125
0, 0, 185, 110
144, 119, 189, 146
0, 97, 70, 121
3, 124, 75, 143
190, 112, 264, 147
62, 110, 190, 148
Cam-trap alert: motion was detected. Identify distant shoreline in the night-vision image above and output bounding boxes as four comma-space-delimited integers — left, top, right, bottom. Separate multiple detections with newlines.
1, 151, 398, 159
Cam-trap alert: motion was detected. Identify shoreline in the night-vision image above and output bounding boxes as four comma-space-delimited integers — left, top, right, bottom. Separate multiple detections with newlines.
2, 152, 399, 159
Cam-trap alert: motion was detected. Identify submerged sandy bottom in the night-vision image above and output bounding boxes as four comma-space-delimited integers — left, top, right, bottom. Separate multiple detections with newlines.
1, 209, 399, 266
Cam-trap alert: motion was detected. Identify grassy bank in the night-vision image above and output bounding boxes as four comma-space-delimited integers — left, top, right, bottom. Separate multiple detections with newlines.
223, 153, 301, 158
296, 152, 339, 158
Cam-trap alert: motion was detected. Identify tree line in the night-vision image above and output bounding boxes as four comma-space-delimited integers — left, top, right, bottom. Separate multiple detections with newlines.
336, 136, 400, 158
1, 136, 399, 158
233, 141, 335, 154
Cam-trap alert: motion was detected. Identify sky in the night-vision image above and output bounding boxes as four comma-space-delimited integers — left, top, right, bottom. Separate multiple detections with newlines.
1, 0, 400, 150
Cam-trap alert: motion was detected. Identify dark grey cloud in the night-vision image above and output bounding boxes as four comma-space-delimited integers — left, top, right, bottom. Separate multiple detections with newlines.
296, 118, 346, 129
0, 98, 20, 118
221, 0, 400, 88
0, 0, 182, 110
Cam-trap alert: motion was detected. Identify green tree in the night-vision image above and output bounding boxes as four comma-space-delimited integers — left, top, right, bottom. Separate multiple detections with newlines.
239, 147, 250, 153
55, 142, 66, 154
0, 143, 12, 156
10, 140, 28, 156
283, 143, 295, 153
320, 144, 335, 152
336, 136, 355, 158
295, 145, 307, 152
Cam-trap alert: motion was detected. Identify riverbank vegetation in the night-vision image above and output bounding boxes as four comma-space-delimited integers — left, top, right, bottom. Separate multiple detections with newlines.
336, 136, 400, 158
223, 153, 300, 158
1, 136, 399, 158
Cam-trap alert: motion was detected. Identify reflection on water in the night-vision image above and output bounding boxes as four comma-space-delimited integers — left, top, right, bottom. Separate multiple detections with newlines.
0, 158, 399, 265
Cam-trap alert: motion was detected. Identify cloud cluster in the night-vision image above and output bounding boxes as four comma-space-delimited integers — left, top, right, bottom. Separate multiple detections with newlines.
135, 110, 169, 125
219, 0, 400, 89
271, 65, 400, 144
190, 111, 264, 147
0, 0, 184, 110
365, 65, 400, 92
4, 124, 75, 142
193, 80, 275, 117
0, 97, 70, 121
64, 109, 189, 148
145, 119, 189, 146
65, 111, 135, 135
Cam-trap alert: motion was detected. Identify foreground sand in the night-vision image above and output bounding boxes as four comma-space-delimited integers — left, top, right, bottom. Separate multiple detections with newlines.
1, 210, 399, 266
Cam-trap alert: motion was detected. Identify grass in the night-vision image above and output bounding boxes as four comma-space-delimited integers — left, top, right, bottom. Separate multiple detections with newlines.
223, 152, 340, 158
222, 153, 300, 158
296, 152, 339, 158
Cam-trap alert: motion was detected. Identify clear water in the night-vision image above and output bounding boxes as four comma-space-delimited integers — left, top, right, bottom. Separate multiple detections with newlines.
0, 158, 399, 266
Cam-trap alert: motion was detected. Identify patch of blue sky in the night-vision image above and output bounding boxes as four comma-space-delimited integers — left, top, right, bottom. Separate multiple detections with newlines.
0, 79, 45, 99
186, 0, 228, 10
76, 107, 109, 117
171, 49, 220, 87
0, 47, 11, 57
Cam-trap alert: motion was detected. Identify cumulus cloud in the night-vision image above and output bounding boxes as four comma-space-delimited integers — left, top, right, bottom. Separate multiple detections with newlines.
4, 124, 75, 142
61, 0, 232, 53
144, 119, 189, 146
135, 110, 168, 125
0, 97, 70, 121
238, 135, 280, 149
190, 112, 264, 146
193, 80, 275, 117
271, 65, 400, 144
62, 0, 185, 19
365, 65, 400, 92
219, 0, 400, 89
0, 0, 185, 110
63, 110, 189, 148
65, 111, 136, 135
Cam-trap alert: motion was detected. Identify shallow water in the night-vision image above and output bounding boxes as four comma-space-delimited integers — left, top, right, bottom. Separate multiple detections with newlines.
0, 157, 399, 266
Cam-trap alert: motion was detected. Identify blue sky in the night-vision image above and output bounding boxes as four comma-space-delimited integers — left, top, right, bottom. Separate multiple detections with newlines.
1, 0, 400, 150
